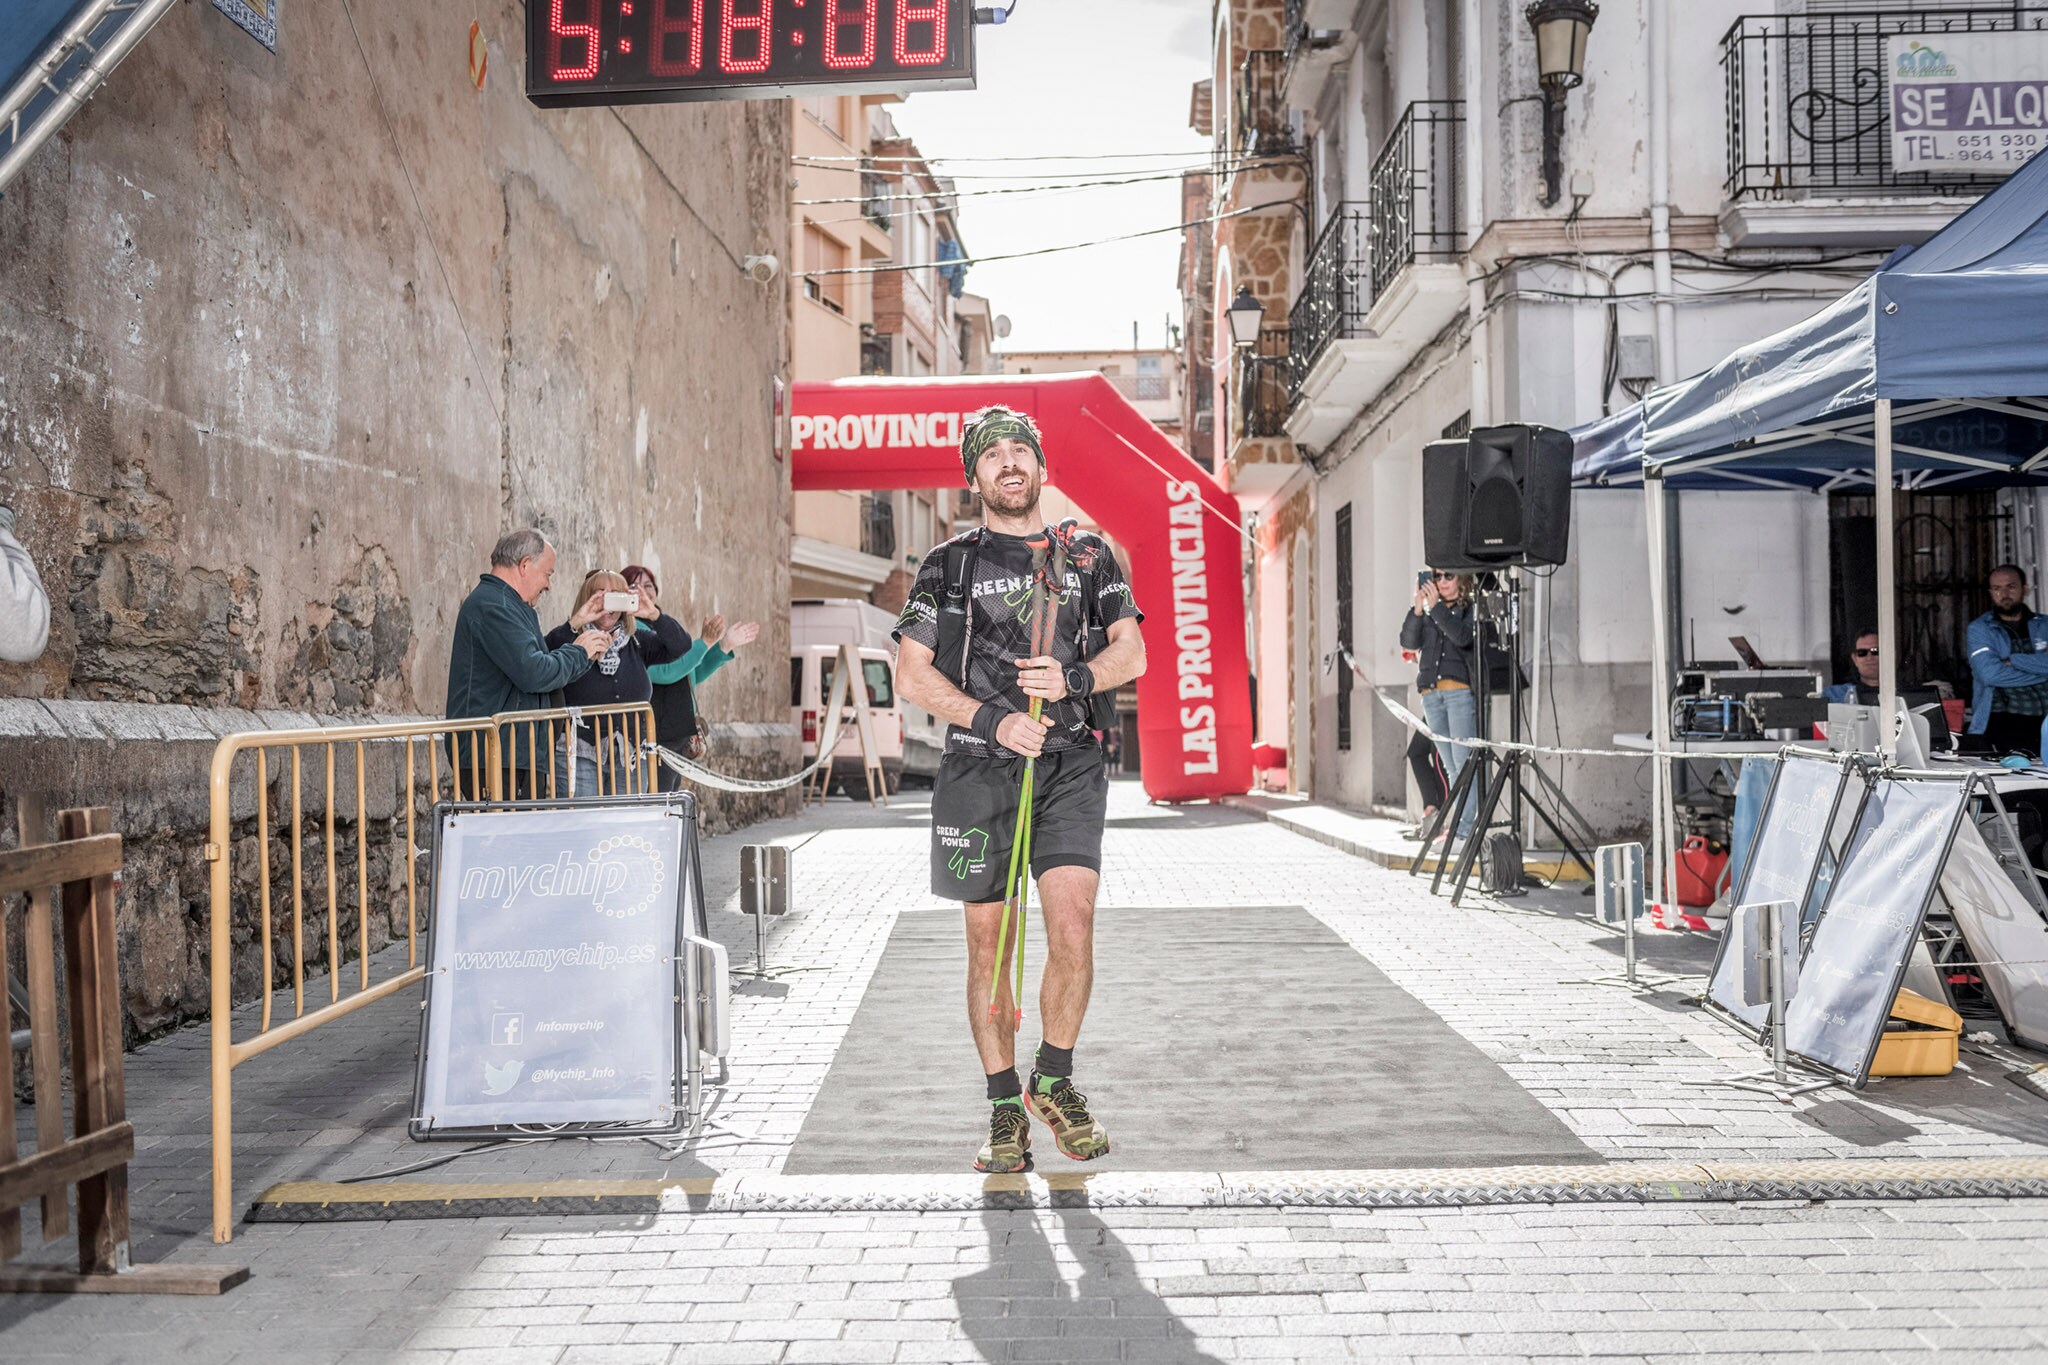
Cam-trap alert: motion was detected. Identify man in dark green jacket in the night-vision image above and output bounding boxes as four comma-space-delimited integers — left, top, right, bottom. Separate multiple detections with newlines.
446, 528, 609, 794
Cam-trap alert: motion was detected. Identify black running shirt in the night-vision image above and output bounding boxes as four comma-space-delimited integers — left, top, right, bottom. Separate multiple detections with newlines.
894, 527, 1143, 757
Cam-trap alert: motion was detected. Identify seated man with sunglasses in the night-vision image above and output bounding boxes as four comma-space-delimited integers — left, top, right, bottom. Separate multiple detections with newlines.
1823, 629, 1882, 706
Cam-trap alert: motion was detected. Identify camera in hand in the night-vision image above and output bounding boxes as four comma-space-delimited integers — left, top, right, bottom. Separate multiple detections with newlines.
603, 591, 639, 614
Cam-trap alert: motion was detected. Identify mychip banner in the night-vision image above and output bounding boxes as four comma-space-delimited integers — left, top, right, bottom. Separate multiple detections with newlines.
413, 803, 688, 1137
1889, 32, 2048, 175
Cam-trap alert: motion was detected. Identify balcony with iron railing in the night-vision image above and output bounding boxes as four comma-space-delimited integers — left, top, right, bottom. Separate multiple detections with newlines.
1239, 327, 1291, 442
860, 162, 893, 232
1236, 50, 1296, 160
1287, 202, 1368, 396
859, 494, 896, 561
1283, 102, 1468, 452
1369, 101, 1464, 297
1722, 8, 2048, 207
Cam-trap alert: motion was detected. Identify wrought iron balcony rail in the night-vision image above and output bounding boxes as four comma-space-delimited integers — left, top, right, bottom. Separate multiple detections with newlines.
1722, 8, 2048, 201
1240, 326, 1292, 440
860, 494, 897, 561
1288, 203, 1369, 395
1369, 100, 1464, 299
1237, 50, 1296, 158
860, 162, 893, 230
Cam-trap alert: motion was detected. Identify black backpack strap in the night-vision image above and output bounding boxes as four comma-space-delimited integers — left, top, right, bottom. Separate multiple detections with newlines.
932, 529, 983, 685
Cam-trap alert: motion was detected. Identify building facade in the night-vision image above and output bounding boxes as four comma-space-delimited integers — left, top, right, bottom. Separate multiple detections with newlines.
1187, 0, 1321, 794
0, 1, 795, 1038
789, 102, 999, 609
1203, 0, 2047, 831
1003, 348, 1188, 453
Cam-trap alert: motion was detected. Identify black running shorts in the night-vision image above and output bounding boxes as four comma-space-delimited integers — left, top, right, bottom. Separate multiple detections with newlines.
930, 746, 1109, 902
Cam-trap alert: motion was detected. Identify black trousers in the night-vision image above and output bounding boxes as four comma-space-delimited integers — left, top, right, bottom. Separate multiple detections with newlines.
1407, 729, 1448, 809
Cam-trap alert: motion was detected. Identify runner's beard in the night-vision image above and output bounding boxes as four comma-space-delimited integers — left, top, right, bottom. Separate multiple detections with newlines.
979, 468, 1042, 518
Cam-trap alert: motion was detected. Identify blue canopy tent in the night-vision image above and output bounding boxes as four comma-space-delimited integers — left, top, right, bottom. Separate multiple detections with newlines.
1570, 144, 2048, 901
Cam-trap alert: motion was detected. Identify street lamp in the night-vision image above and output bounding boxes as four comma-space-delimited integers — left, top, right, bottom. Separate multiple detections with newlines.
1225, 284, 1266, 349
1525, 0, 1598, 208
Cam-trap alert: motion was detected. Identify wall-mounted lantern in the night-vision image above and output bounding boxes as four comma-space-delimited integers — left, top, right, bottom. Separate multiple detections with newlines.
1525, 0, 1599, 208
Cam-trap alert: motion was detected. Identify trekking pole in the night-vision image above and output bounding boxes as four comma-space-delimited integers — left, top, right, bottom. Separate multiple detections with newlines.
986, 537, 1055, 1026
988, 694, 1041, 1025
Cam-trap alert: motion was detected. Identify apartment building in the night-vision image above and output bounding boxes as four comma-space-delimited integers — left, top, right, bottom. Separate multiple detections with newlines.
1002, 348, 1188, 454
1186, 2, 1320, 794
1197, 0, 2043, 830
790, 99, 1000, 610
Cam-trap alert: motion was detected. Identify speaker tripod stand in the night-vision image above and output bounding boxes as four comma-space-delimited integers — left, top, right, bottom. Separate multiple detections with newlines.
1406, 572, 1596, 906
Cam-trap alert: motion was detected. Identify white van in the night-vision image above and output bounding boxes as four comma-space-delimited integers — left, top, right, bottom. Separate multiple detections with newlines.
790, 643, 902, 798
792, 598, 945, 785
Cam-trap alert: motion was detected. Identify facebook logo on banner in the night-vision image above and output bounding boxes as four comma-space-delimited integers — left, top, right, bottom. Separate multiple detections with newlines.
491, 1013, 524, 1047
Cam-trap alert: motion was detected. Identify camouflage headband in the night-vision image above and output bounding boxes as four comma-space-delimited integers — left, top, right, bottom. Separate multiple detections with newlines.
960, 409, 1044, 484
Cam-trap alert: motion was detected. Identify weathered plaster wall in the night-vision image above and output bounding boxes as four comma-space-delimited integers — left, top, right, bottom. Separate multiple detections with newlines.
0, 1, 797, 1044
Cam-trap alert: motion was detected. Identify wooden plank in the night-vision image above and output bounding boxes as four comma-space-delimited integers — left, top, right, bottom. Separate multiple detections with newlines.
0, 835, 122, 899
0, 1123, 133, 1206
0, 1262, 249, 1296
18, 796, 68, 1243
60, 808, 128, 1276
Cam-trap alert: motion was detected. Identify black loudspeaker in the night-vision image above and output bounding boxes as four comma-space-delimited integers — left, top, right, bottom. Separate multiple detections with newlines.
1422, 424, 1574, 569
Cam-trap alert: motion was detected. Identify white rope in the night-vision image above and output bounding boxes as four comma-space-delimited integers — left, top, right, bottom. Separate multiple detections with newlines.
1344, 648, 1770, 763
643, 696, 856, 794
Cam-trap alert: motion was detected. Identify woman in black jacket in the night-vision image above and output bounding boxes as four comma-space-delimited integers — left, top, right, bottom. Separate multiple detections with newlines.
1398, 569, 1478, 845
543, 569, 691, 795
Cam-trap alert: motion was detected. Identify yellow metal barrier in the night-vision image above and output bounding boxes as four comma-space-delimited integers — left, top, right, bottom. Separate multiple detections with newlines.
484, 702, 657, 799
206, 701, 659, 1243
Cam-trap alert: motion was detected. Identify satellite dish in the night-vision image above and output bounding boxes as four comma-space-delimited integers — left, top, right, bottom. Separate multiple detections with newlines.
994, 314, 1013, 339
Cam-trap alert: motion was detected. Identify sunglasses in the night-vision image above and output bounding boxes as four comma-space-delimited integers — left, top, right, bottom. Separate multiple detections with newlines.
1853, 647, 1880, 658
1431, 572, 1460, 581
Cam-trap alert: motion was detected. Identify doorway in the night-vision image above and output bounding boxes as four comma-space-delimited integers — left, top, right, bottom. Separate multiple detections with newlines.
1828, 490, 2010, 697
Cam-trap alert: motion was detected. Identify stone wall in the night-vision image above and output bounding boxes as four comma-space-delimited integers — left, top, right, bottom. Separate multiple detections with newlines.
0, 1, 799, 1046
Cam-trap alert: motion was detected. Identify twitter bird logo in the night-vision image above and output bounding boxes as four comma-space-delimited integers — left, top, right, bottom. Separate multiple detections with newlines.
483, 1058, 523, 1096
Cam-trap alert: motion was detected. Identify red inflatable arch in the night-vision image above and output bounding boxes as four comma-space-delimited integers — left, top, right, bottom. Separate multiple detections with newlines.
792, 373, 1252, 803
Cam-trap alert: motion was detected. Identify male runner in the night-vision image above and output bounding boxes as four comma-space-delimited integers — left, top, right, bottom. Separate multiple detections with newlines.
894, 407, 1146, 1172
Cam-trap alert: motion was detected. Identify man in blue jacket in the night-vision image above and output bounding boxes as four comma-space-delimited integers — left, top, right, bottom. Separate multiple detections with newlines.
1967, 564, 2048, 751
446, 528, 610, 795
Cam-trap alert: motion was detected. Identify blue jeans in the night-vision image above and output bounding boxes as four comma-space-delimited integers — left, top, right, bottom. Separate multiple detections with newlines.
1420, 686, 1479, 839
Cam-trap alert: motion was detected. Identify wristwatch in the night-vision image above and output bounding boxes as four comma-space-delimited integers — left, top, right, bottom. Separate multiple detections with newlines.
1063, 662, 1094, 700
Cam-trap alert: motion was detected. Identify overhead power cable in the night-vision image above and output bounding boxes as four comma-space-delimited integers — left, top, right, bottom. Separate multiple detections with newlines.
796, 163, 1271, 208
793, 159, 1288, 183
794, 147, 1237, 165
794, 198, 1290, 279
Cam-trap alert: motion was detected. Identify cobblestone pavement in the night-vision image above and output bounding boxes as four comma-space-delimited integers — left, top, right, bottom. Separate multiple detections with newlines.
4, 780, 2048, 1360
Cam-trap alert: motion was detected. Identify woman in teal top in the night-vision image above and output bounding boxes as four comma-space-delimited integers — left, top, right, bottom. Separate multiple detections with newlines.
623, 564, 759, 788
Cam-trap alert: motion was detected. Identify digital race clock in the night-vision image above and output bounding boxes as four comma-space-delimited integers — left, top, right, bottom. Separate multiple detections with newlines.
527, 0, 978, 107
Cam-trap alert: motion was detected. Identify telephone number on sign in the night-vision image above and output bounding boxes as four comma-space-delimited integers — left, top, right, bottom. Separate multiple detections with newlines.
1940, 146, 2042, 161
1948, 132, 2043, 149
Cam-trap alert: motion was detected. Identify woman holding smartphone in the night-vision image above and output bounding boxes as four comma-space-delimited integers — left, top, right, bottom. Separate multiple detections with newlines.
544, 569, 691, 795
1399, 568, 1479, 848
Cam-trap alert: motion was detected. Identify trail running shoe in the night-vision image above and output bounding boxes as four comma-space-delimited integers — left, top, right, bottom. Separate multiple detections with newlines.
1025, 1078, 1111, 1162
974, 1102, 1033, 1173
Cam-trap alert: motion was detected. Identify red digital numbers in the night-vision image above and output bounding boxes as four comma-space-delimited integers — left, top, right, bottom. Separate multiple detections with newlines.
548, 0, 600, 79
894, 0, 947, 67
536, 0, 960, 94
719, 0, 773, 75
649, 0, 704, 75
823, 0, 875, 70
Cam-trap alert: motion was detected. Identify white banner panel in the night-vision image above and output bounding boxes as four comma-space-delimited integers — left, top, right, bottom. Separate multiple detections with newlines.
1889, 32, 2048, 175
415, 804, 687, 1135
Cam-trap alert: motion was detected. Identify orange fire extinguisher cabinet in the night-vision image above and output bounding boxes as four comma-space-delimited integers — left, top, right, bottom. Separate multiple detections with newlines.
1673, 836, 1728, 908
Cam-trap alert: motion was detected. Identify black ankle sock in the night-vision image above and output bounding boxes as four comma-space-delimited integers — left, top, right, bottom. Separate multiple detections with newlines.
1034, 1043, 1073, 1081
986, 1067, 1022, 1103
